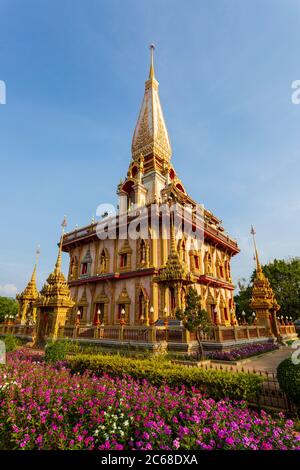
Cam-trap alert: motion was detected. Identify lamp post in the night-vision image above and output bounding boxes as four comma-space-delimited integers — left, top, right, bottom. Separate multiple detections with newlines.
242, 310, 246, 325
163, 306, 169, 327
76, 309, 81, 327
96, 308, 101, 327
149, 305, 154, 326
252, 312, 256, 325
120, 308, 126, 326
213, 307, 219, 325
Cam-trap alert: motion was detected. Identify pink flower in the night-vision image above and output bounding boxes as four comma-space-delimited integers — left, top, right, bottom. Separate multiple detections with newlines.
173, 439, 180, 449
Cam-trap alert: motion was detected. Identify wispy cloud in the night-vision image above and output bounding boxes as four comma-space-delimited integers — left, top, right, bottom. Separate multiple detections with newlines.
0, 284, 18, 297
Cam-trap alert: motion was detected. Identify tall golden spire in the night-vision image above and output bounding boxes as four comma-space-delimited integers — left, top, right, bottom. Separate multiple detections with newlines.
131, 44, 172, 162
54, 216, 67, 274
16, 246, 40, 323
250, 226, 280, 326
250, 225, 262, 273
35, 216, 74, 344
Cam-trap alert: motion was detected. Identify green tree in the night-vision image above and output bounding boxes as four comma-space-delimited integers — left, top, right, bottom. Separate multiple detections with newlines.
234, 258, 300, 321
176, 287, 211, 360
234, 278, 253, 322
0, 296, 18, 323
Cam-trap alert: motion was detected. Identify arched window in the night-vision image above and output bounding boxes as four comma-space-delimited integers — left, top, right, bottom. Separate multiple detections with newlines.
204, 252, 212, 275
179, 239, 186, 263
69, 256, 78, 279
138, 291, 144, 320
169, 287, 176, 311
176, 183, 184, 193
219, 265, 224, 278
122, 180, 135, 210
80, 248, 92, 277
225, 261, 231, 280
99, 249, 109, 274
140, 239, 146, 263
181, 288, 186, 309
224, 308, 228, 321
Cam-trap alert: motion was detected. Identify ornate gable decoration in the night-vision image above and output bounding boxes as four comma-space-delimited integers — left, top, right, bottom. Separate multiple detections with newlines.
82, 248, 93, 264
158, 226, 195, 284
119, 239, 132, 255
250, 270, 280, 312
117, 287, 131, 305
78, 287, 88, 307
36, 268, 74, 309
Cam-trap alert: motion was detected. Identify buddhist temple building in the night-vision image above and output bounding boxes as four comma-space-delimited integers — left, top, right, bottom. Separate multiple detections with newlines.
8, 46, 296, 352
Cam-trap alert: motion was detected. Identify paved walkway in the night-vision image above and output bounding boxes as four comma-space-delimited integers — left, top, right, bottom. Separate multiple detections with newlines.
211, 347, 294, 375
241, 347, 293, 374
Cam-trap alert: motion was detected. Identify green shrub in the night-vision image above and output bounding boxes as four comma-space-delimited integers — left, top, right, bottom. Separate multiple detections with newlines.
45, 339, 71, 363
0, 335, 21, 352
277, 358, 300, 408
67, 354, 263, 402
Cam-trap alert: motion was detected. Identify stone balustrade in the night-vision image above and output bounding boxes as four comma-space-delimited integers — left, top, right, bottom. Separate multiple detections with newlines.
0, 322, 281, 354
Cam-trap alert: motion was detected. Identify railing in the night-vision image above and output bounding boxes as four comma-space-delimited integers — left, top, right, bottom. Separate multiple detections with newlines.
204, 222, 239, 250
280, 325, 296, 336
61, 208, 239, 253
0, 323, 276, 346
102, 328, 119, 340
0, 323, 33, 337
221, 329, 235, 341
196, 361, 295, 414
211, 325, 268, 343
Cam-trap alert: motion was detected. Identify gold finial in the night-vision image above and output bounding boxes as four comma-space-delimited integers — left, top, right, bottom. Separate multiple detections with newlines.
36, 245, 41, 262
31, 245, 40, 282
250, 225, 262, 273
149, 43, 155, 80
55, 216, 67, 273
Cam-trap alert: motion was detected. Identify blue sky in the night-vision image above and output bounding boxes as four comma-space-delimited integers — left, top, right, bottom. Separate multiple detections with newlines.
0, 0, 300, 296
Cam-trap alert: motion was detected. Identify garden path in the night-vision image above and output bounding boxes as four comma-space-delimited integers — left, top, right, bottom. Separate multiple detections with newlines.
240, 347, 293, 373
210, 347, 294, 375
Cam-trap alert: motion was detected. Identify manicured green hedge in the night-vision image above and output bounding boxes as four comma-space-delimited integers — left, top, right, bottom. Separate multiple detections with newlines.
67, 354, 263, 402
277, 358, 300, 408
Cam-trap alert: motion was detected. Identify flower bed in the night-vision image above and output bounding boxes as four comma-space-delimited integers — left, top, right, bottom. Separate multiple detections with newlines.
208, 343, 279, 362
0, 350, 299, 450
